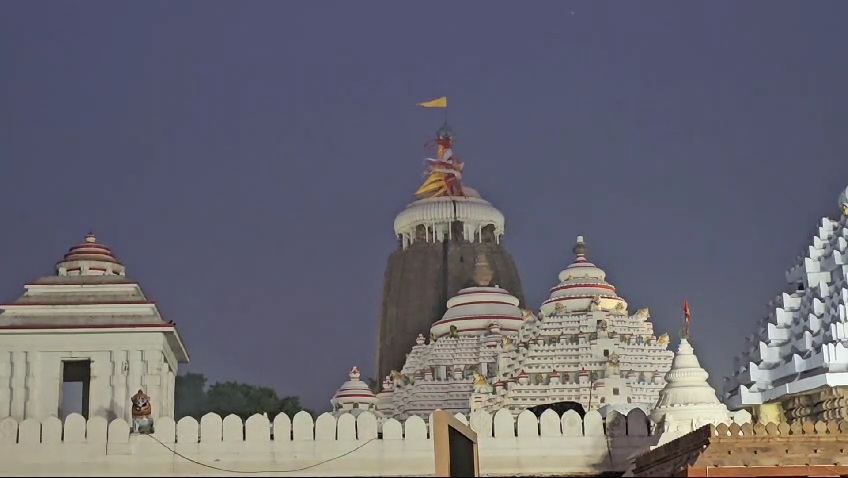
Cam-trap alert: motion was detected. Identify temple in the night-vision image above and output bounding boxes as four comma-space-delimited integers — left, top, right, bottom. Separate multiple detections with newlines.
330, 366, 383, 420
723, 185, 848, 424
375, 236, 675, 420
650, 338, 732, 444
376, 123, 526, 382
0, 233, 189, 423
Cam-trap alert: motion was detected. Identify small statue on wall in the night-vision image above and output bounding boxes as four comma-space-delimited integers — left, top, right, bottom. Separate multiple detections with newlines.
472, 372, 493, 393
130, 389, 153, 434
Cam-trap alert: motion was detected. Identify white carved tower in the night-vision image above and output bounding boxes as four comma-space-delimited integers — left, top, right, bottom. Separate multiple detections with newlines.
0, 233, 189, 423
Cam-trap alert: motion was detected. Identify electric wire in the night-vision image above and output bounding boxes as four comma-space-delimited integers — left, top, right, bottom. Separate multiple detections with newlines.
144, 433, 378, 474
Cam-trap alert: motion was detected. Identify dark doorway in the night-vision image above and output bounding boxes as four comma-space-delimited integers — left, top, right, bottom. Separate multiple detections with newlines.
60, 360, 91, 419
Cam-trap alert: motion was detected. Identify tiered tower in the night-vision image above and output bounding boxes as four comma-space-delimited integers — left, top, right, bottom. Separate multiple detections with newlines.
372, 236, 675, 420
650, 338, 731, 441
471, 237, 675, 415
378, 254, 525, 419
0, 233, 189, 423
376, 123, 525, 382
330, 366, 382, 419
723, 186, 848, 424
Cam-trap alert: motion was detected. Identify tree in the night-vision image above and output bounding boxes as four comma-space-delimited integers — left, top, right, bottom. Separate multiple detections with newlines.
174, 373, 310, 420
174, 372, 208, 419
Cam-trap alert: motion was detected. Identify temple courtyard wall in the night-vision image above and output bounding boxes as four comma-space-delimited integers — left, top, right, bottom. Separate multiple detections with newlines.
0, 408, 658, 476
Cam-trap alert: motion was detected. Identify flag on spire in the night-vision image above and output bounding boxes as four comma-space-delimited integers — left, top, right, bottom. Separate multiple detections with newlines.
417, 96, 447, 108
683, 299, 692, 338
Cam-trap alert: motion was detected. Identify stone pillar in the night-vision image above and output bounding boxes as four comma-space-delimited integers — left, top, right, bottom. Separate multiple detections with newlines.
142, 350, 164, 420
168, 367, 177, 419
126, 350, 143, 421
111, 350, 128, 422
10, 351, 27, 420
0, 352, 11, 417
39, 352, 63, 420
88, 352, 113, 420
23, 352, 40, 420
756, 402, 784, 425
159, 363, 170, 418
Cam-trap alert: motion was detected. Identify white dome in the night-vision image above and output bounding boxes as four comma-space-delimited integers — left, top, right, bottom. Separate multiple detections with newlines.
430, 286, 524, 338
393, 196, 505, 247
540, 236, 628, 315
331, 366, 377, 410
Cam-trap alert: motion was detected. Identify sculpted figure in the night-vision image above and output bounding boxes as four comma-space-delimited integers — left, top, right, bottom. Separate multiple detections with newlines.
631, 308, 650, 321
589, 295, 601, 311
390, 370, 408, 387
449, 325, 460, 338
472, 372, 493, 393
657, 333, 670, 346
130, 389, 153, 434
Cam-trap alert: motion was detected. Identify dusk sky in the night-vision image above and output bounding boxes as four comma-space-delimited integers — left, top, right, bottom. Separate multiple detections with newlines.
3, 2, 848, 411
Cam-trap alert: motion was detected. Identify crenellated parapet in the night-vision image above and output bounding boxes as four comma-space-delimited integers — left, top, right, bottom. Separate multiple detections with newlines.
0, 408, 659, 476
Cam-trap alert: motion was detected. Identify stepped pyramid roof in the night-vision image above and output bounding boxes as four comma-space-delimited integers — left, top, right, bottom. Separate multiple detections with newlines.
723, 185, 848, 408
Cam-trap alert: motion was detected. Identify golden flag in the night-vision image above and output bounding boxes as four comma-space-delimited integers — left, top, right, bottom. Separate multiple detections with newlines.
417, 97, 447, 108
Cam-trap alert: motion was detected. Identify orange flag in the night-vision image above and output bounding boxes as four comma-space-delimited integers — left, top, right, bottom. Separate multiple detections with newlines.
684, 299, 692, 326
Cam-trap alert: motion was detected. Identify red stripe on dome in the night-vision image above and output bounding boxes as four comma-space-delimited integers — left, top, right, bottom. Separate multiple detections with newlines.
450, 300, 517, 307
433, 316, 523, 325
435, 326, 521, 335
456, 290, 512, 296
550, 284, 616, 293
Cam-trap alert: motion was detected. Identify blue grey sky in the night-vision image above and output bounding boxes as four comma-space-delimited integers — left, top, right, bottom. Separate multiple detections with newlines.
3, 1, 848, 411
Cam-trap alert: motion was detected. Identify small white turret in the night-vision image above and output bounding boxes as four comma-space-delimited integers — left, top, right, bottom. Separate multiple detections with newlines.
650, 338, 731, 442
330, 366, 380, 418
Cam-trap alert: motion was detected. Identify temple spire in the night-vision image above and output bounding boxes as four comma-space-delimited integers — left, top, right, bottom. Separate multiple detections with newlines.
572, 235, 588, 259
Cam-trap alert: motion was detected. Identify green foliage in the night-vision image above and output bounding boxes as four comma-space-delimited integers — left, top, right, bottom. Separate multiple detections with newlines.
174, 372, 208, 420
174, 373, 310, 420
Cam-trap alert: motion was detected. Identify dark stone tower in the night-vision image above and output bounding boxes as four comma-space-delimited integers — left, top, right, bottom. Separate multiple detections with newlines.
375, 124, 525, 383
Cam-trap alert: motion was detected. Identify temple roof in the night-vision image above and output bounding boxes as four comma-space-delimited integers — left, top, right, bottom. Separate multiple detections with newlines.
541, 236, 628, 315
56, 233, 126, 277
331, 366, 378, 413
0, 233, 189, 363
723, 184, 848, 408
651, 338, 730, 435
430, 253, 524, 339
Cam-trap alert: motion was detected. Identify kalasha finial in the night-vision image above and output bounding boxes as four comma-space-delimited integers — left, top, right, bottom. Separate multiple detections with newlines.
472, 253, 494, 286
349, 366, 361, 380
85, 232, 97, 243
573, 235, 588, 257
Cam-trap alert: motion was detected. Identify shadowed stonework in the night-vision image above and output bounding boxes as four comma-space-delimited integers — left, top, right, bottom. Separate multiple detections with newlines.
376, 225, 525, 384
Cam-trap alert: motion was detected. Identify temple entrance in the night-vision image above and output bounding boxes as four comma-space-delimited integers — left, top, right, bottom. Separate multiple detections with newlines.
60, 360, 91, 419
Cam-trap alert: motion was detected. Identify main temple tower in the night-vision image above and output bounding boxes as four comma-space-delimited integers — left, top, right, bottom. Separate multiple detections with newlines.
376, 122, 525, 382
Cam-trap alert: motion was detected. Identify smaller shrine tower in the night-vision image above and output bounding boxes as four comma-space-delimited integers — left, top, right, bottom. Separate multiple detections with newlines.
0, 233, 189, 423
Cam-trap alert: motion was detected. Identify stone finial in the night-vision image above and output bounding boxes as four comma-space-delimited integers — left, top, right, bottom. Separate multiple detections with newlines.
85, 232, 96, 243
349, 366, 361, 380
472, 253, 494, 286
573, 235, 588, 257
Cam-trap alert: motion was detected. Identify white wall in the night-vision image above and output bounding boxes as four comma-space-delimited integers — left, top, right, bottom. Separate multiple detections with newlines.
0, 408, 658, 477
0, 332, 177, 423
